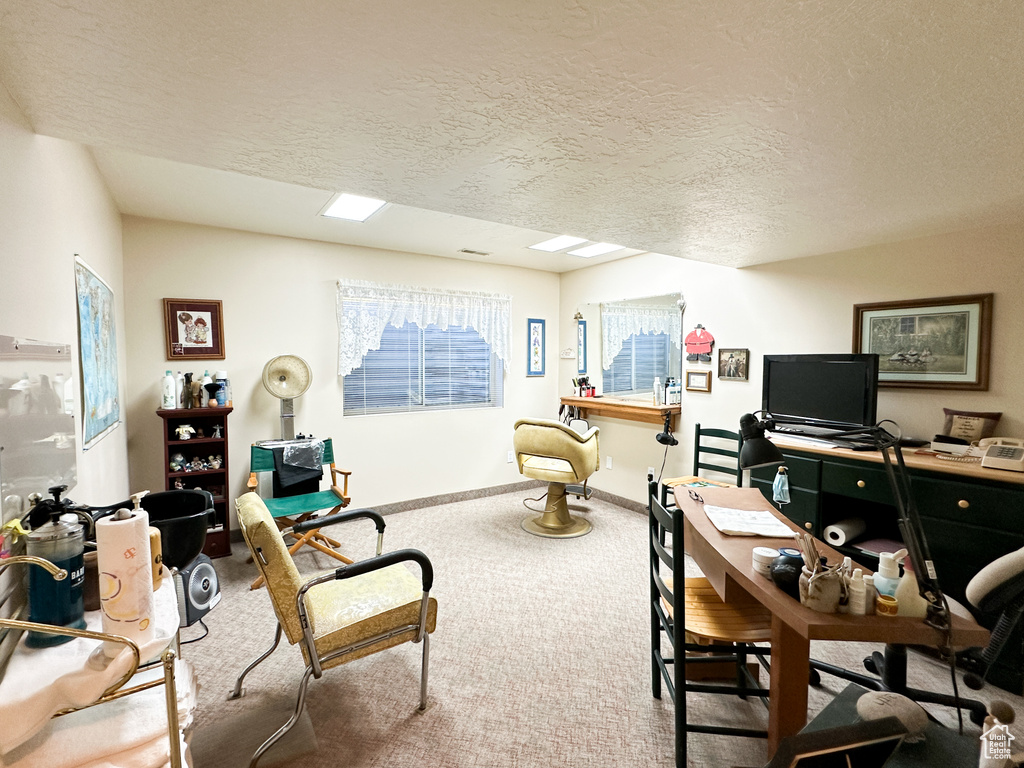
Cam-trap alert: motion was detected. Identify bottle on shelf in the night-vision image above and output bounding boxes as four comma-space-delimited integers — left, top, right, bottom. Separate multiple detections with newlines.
653, 377, 662, 406
895, 558, 929, 618
174, 371, 184, 408
873, 548, 907, 598
848, 568, 866, 615
161, 370, 175, 409
862, 574, 877, 615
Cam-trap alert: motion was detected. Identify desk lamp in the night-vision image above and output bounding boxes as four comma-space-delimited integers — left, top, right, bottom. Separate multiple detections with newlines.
738, 412, 951, 635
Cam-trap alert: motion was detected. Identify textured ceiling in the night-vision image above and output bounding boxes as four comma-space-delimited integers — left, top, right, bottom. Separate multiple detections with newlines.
1, 1, 1023, 270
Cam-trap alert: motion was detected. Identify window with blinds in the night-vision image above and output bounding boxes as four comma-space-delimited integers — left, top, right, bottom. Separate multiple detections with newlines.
343, 322, 503, 415
602, 331, 671, 394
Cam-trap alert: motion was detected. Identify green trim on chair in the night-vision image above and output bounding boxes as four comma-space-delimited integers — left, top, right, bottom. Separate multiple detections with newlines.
264, 489, 345, 519
250, 438, 336, 474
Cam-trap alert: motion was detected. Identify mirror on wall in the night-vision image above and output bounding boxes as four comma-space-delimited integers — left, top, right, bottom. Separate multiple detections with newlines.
0, 335, 78, 524
575, 294, 683, 398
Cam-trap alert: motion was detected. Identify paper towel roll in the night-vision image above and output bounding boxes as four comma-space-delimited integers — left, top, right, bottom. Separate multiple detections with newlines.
824, 518, 867, 547
96, 509, 155, 657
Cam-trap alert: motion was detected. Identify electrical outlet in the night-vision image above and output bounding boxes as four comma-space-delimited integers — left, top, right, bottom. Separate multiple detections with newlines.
648, 466, 656, 478
507, 450, 515, 464
606, 456, 613, 470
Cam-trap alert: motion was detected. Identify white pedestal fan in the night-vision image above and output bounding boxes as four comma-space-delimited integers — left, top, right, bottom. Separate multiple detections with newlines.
261, 355, 312, 439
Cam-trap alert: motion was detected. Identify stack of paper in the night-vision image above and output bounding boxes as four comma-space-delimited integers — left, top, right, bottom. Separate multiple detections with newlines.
703, 505, 796, 537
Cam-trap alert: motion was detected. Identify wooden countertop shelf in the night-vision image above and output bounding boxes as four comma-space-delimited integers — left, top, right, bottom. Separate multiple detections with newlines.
559, 395, 679, 428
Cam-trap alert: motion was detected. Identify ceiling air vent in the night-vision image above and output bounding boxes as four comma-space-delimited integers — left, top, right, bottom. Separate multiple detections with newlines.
458, 248, 492, 256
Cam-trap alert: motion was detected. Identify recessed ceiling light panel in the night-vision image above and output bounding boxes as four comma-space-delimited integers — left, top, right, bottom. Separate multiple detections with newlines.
322, 193, 388, 222
528, 235, 587, 252
567, 242, 623, 258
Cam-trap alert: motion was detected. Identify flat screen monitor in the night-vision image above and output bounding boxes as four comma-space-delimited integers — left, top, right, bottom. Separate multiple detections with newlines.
762, 353, 879, 431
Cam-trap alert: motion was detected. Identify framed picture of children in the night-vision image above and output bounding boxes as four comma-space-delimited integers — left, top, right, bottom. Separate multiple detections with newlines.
163, 298, 225, 360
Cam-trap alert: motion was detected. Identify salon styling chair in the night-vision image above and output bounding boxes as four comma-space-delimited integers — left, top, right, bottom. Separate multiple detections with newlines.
230, 493, 437, 768
513, 418, 599, 538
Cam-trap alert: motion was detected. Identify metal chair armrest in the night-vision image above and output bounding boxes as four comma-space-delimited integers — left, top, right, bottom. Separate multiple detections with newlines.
332, 548, 434, 592
287, 507, 385, 536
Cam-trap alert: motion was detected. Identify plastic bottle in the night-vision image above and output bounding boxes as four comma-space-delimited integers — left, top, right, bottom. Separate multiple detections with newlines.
873, 548, 907, 597
174, 371, 184, 408
848, 568, 866, 615
895, 558, 929, 618
215, 371, 229, 407
161, 370, 176, 409
653, 377, 662, 406
862, 574, 877, 615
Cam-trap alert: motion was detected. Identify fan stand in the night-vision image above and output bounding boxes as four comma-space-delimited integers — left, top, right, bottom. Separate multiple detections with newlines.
280, 398, 296, 440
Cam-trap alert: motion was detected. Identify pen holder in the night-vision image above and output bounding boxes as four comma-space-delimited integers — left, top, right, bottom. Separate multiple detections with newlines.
799, 565, 842, 613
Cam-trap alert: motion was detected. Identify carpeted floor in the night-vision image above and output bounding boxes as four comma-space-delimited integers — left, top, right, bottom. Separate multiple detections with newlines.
182, 490, 1024, 768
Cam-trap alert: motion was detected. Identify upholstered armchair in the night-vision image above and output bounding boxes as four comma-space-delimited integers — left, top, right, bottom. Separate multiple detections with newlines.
513, 418, 600, 538
231, 492, 437, 767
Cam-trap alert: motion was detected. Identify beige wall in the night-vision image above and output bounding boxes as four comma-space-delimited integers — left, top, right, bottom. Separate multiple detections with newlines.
560, 230, 1024, 503
122, 218, 560, 520
0, 85, 130, 507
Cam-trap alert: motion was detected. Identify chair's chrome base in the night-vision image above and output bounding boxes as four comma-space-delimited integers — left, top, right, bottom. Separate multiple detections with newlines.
521, 482, 592, 538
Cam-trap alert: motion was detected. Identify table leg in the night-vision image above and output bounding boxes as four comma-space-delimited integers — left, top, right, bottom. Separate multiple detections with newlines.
768, 616, 810, 754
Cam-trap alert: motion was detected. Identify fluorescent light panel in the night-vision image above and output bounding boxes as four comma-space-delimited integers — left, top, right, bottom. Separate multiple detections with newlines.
567, 242, 624, 258
322, 193, 387, 222
528, 235, 587, 252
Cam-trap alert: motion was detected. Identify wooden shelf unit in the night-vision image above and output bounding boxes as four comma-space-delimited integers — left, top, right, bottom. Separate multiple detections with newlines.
156, 406, 232, 558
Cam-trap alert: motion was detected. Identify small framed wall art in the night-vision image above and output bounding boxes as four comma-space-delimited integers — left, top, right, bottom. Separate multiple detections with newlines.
164, 298, 225, 360
685, 369, 712, 392
577, 320, 587, 375
527, 318, 546, 377
718, 348, 749, 381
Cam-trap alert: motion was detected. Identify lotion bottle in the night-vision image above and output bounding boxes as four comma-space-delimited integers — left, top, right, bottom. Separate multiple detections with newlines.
848, 568, 866, 615
873, 548, 907, 597
653, 377, 662, 406
895, 558, 929, 618
862, 574, 877, 615
161, 370, 176, 409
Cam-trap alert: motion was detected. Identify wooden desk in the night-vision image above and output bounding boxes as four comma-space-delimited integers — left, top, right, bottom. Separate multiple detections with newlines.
749, 437, 1024, 692
674, 485, 989, 754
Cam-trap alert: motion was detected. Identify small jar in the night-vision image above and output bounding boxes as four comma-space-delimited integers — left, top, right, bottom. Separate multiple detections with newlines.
798, 565, 842, 613
770, 547, 805, 598
877, 594, 899, 616
752, 546, 779, 578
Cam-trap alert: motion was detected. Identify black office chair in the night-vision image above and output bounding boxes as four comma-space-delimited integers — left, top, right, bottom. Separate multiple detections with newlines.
649, 479, 771, 768
693, 423, 744, 486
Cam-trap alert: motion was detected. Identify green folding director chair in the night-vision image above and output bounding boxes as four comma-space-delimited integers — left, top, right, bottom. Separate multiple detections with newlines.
247, 437, 353, 589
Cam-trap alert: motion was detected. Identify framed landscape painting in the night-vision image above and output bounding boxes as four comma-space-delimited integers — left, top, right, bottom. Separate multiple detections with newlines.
853, 294, 992, 390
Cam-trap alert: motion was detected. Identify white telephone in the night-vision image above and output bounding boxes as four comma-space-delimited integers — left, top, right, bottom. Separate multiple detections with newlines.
979, 437, 1024, 472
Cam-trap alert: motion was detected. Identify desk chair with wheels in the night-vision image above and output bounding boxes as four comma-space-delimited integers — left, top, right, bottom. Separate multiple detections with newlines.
247, 438, 353, 588
231, 492, 437, 768
649, 480, 772, 767
693, 423, 744, 486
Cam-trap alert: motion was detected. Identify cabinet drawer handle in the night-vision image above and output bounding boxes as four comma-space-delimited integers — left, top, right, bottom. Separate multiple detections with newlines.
958, 499, 970, 509
856, 480, 866, 488
804, 522, 813, 530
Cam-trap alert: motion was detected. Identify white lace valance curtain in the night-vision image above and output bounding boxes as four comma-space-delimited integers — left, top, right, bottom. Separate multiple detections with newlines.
336, 279, 512, 376
601, 302, 682, 369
